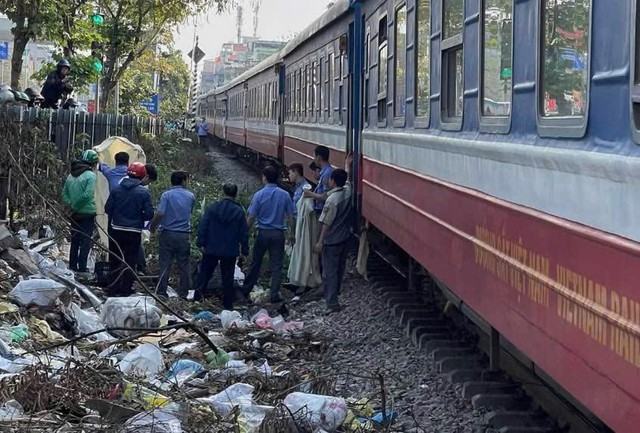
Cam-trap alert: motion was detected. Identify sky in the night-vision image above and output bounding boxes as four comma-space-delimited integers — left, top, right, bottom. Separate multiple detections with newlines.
174, 0, 335, 63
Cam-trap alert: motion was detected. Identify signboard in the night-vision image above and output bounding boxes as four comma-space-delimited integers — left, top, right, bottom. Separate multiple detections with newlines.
0, 42, 9, 61
187, 45, 205, 64
501, 67, 512, 79
141, 94, 159, 115
88, 100, 96, 113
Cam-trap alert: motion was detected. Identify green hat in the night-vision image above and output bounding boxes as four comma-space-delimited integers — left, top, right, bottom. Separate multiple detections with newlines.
81, 149, 99, 164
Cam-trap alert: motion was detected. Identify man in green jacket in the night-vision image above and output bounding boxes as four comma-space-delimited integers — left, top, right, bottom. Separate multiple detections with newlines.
62, 149, 99, 275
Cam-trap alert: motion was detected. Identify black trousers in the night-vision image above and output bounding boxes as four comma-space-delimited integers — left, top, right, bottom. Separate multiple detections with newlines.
197, 255, 236, 309
108, 229, 141, 296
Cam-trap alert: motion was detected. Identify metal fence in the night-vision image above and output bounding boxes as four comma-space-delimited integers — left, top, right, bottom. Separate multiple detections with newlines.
14, 108, 164, 158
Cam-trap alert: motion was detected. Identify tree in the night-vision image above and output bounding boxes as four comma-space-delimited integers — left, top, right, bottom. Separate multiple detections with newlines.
97, 0, 228, 110
1, 0, 229, 96
0, 1, 52, 88
116, 39, 190, 118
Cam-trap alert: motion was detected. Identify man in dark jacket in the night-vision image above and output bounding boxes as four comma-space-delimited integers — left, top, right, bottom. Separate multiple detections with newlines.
41, 59, 73, 109
195, 183, 249, 308
105, 162, 154, 297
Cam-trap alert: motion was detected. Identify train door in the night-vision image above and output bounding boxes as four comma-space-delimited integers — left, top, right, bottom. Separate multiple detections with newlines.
277, 63, 285, 161
222, 96, 228, 142
347, 2, 364, 212
242, 83, 247, 147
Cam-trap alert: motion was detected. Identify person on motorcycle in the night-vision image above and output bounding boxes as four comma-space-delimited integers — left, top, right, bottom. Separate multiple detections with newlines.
41, 59, 74, 109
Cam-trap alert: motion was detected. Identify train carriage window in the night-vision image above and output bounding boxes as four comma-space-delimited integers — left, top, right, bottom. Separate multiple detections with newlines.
540, 0, 590, 123
441, 0, 464, 126
286, 75, 291, 120
481, 0, 512, 122
415, 0, 432, 123
303, 66, 308, 119
632, 0, 640, 140
394, 4, 407, 120
378, 15, 389, 125
329, 52, 335, 121
319, 57, 324, 122
312, 61, 318, 121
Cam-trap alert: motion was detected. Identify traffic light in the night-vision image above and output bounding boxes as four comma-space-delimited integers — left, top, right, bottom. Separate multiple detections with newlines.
91, 41, 104, 73
91, 13, 104, 26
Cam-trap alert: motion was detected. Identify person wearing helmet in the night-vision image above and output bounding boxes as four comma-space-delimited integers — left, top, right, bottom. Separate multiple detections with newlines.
62, 97, 79, 110
24, 87, 44, 108
62, 149, 99, 277
41, 59, 73, 109
105, 162, 154, 296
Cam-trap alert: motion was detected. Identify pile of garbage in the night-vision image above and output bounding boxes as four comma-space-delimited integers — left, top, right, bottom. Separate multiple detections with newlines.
0, 225, 397, 432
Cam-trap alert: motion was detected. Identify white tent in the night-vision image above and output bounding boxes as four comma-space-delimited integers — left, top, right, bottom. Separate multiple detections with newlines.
94, 136, 146, 254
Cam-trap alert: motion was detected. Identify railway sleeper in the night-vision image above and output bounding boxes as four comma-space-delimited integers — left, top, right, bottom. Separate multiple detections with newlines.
397, 308, 440, 327
432, 347, 477, 362
405, 318, 448, 338
413, 328, 453, 347
485, 410, 557, 430
471, 393, 531, 411
437, 354, 486, 373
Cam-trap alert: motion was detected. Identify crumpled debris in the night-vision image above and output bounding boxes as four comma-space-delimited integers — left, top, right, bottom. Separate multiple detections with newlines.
0, 221, 395, 433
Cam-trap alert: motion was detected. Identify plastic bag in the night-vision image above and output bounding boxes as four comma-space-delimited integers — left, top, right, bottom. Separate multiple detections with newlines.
166, 359, 203, 380
219, 310, 249, 330
120, 410, 181, 433
0, 324, 30, 344
9, 279, 67, 307
0, 400, 23, 421
200, 383, 255, 416
119, 343, 163, 377
234, 264, 245, 286
283, 392, 347, 431
68, 303, 112, 342
101, 297, 162, 337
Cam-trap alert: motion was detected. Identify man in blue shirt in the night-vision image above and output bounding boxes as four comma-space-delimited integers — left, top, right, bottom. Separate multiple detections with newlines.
150, 171, 196, 298
99, 152, 129, 192
288, 163, 310, 210
242, 166, 296, 303
197, 117, 209, 149
303, 145, 333, 213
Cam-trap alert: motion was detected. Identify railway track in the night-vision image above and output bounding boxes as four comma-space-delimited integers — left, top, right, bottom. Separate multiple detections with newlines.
365, 251, 610, 433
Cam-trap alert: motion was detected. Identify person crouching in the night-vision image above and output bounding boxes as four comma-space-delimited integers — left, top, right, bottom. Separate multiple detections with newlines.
195, 183, 249, 308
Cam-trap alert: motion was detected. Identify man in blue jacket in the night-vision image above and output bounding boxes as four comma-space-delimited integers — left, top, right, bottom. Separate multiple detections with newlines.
105, 162, 154, 297
99, 152, 129, 192
195, 183, 249, 308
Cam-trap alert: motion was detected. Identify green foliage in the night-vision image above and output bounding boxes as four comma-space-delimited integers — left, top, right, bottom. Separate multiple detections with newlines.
116, 41, 190, 118
33, 54, 101, 95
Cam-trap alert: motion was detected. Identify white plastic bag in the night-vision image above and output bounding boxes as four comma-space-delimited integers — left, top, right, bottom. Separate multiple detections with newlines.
68, 303, 113, 342
0, 400, 23, 421
120, 410, 181, 433
119, 343, 163, 377
101, 297, 162, 336
219, 310, 249, 330
9, 279, 67, 307
283, 392, 347, 431
200, 383, 255, 416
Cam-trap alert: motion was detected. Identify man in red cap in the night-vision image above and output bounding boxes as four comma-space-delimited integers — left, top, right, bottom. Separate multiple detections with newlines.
105, 162, 154, 297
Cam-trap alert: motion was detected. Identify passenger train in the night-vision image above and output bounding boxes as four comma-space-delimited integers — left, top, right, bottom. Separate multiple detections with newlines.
198, 1, 640, 431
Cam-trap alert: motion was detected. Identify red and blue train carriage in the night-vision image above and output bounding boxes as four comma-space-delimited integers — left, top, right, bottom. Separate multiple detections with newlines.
199, 1, 640, 431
